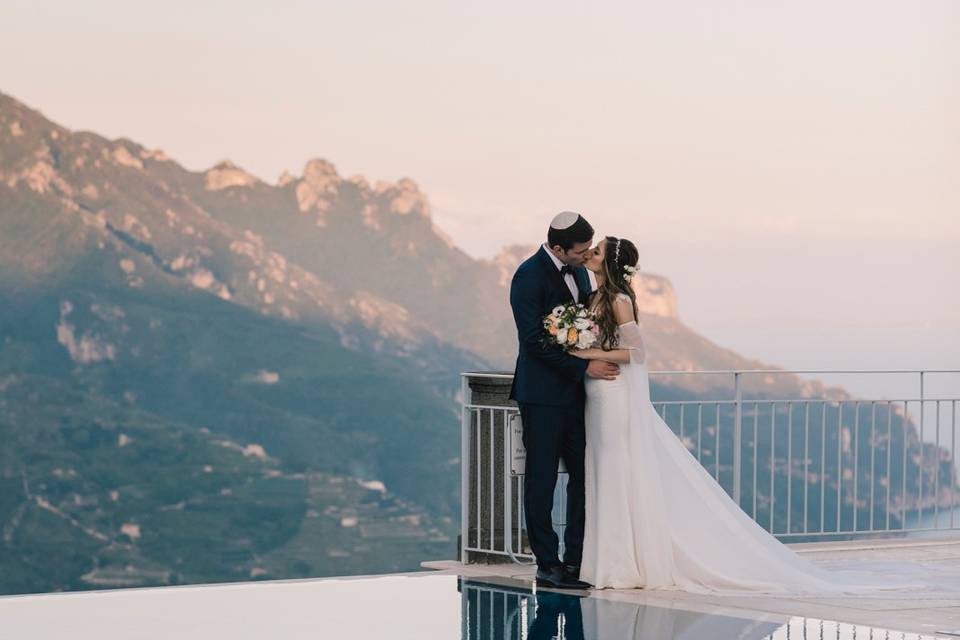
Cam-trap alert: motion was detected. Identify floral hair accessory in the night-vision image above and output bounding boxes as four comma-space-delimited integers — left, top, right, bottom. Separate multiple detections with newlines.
623, 264, 638, 283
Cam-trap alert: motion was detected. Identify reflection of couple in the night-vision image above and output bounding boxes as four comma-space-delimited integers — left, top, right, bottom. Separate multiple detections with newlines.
461, 580, 780, 640
531, 591, 780, 640
508, 211, 952, 596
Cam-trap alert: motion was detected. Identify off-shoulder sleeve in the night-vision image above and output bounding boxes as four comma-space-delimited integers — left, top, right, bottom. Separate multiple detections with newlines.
618, 321, 646, 365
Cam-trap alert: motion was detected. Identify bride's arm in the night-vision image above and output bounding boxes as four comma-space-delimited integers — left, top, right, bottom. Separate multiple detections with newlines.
617, 323, 646, 364
571, 294, 647, 364
571, 347, 631, 363
614, 294, 646, 365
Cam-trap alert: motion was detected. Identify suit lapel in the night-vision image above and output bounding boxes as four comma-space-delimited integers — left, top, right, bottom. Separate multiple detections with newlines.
574, 268, 592, 305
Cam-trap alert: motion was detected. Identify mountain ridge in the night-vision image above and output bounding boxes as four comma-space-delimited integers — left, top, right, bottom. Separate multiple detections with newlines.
5, 88, 930, 597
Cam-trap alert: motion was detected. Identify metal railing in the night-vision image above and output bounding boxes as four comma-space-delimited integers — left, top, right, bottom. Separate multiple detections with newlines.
460, 369, 960, 564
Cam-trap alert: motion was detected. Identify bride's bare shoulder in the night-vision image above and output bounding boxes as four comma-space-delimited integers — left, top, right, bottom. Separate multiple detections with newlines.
613, 293, 635, 323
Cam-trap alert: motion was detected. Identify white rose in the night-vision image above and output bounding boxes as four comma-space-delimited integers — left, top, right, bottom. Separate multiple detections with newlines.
578, 332, 596, 349
556, 332, 567, 345
574, 318, 591, 330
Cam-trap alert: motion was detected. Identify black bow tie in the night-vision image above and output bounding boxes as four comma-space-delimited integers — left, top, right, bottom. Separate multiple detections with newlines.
560, 265, 575, 277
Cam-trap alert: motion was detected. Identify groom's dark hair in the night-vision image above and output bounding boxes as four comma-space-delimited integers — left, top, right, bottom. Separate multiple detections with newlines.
547, 213, 594, 251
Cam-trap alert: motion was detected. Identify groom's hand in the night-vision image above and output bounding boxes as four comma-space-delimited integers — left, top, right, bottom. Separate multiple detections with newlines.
586, 360, 620, 380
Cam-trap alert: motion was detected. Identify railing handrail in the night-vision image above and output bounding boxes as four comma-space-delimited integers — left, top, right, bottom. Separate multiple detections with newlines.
463, 369, 960, 377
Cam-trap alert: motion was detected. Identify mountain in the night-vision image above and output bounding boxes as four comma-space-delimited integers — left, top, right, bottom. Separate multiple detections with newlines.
0, 91, 481, 593
165, 155, 519, 367
0, 89, 818, 395
0, 370, 454, 593
186, 159, 833, 397
0, 90, 951, 595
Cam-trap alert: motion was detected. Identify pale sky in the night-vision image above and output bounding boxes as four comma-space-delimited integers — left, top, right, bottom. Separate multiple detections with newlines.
2, 0, 957, 389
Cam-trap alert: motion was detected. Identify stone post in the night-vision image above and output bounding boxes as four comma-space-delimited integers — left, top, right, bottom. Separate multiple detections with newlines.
462, 372, 525, 564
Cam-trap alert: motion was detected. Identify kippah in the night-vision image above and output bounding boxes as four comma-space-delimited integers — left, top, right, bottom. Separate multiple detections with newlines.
550, 211, 581, 230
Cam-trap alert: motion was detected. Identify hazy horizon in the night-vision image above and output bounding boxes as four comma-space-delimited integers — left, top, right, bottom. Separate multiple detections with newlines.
1, 0, 957, 383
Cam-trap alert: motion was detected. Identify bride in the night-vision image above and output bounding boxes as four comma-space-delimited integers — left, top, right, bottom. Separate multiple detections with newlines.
568, 236, 953, 596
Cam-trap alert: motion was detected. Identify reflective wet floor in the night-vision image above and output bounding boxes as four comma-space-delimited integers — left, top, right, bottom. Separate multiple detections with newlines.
0, 572, 953, 639
462, 578, 782, 639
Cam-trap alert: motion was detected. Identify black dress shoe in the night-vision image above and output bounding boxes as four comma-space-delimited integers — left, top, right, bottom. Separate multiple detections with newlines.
535, 566, 590, 590
561, 564, 581, 579
561, 564, 593, 589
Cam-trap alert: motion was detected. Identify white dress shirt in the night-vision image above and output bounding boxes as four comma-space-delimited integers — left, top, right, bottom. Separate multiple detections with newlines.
543, 243, 579, 301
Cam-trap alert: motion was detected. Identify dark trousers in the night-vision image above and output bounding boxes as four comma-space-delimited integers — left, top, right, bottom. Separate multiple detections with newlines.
519, 402, 586, 570
529, 591, 584, 640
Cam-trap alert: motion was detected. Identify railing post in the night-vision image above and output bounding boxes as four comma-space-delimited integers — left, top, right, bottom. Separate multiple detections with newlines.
919, 370, 926, 525
920, 370, 925, 427
460, 374, 471, 563
733, 372, 742, 506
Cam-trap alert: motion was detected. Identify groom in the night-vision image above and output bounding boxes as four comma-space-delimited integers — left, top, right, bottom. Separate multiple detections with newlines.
509, 211, 620, 590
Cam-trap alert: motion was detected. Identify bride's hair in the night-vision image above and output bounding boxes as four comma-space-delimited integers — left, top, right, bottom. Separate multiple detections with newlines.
594, 236, 640, 350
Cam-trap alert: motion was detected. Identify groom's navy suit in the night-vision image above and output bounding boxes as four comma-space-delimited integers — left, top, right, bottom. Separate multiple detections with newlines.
509, 245, 592, 570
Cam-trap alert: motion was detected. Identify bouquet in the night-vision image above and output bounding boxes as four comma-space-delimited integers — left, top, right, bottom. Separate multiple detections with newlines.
543, 303, 599, 352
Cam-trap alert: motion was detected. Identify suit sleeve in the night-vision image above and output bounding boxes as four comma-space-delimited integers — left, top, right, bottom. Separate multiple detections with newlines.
510, 268, 590, 382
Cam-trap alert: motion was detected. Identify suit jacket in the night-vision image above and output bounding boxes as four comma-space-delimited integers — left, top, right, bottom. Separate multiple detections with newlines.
509, 245, 593, 406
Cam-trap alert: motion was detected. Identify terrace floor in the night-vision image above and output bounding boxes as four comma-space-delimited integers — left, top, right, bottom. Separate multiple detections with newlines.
423, 535, 960, 636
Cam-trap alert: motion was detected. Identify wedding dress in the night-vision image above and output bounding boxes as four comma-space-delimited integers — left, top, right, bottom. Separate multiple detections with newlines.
579, 295, 960, 597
